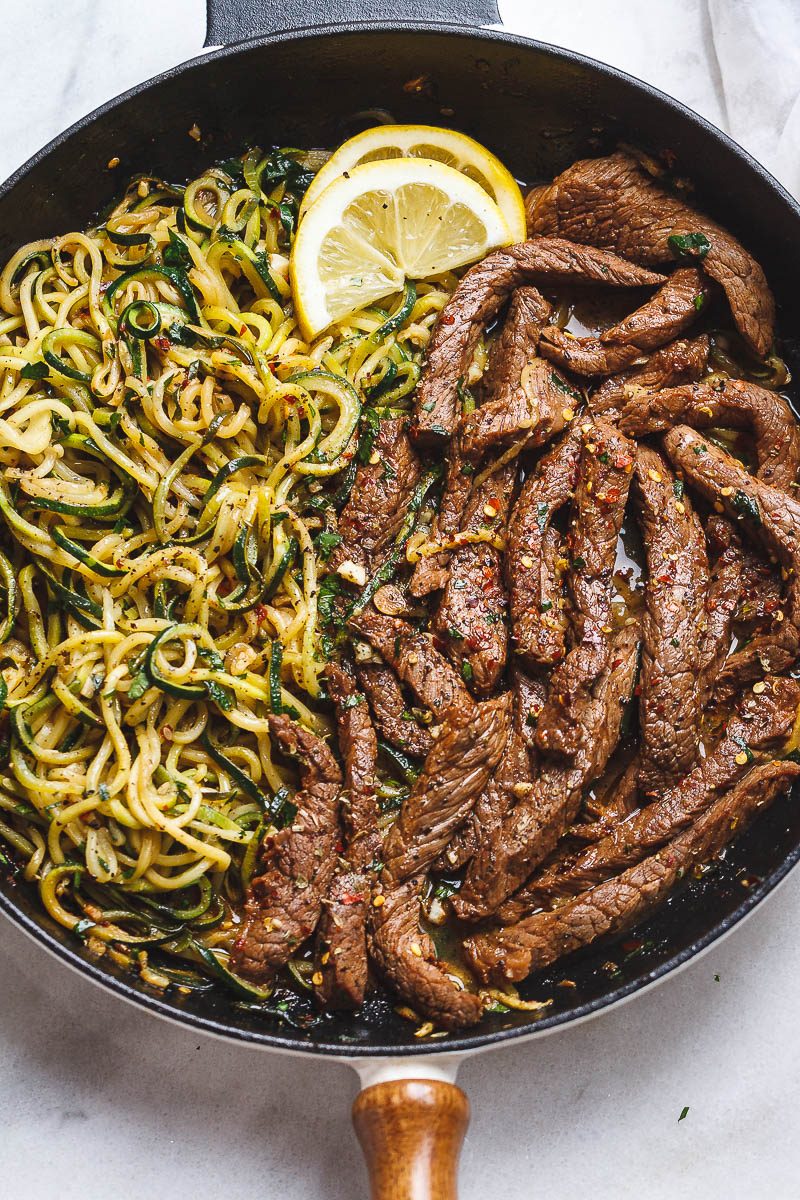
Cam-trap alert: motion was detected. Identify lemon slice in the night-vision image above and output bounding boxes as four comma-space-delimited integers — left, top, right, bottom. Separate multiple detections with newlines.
291, 157, 513, 340
300, 123, 526, 241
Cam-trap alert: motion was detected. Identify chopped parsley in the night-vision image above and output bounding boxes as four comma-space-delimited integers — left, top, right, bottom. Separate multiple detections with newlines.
732, 488, 761, 524
673, 478, 685, 500
461, 660, 474, 683
536, 501, 549, 532
678, 1106, 690, 1122
668, 231, 711, 261
128, 670, 149, 701
314, 530, 342, 561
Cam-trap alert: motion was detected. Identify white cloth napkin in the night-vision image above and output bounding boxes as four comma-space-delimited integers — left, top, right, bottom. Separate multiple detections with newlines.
499, 0, 800, 199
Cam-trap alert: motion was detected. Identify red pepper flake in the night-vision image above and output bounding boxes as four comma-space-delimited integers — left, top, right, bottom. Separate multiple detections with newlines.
254, 604, 269, 623
154, 336, 170, 353
442, 314, 455, 325
613, 454, 633, 470
340, 892, 365, 906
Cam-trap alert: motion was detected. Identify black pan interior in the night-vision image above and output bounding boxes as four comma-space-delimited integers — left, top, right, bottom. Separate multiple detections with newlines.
1, 24, 799, 1056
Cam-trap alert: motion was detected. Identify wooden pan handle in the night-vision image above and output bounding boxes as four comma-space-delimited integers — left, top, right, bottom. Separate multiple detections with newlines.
352, 1078, 470, 1200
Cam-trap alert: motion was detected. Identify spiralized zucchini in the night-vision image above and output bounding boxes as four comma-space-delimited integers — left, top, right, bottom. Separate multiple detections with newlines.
0, 148, 455, 1002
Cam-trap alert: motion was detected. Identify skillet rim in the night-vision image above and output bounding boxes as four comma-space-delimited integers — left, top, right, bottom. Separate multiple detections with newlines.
0, 20, 799, 1058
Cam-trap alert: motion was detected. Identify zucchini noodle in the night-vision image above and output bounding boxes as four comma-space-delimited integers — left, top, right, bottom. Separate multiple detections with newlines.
0, 148, 456, 1005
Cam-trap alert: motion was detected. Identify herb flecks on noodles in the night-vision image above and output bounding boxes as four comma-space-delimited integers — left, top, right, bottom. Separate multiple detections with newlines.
0, 150, 453, 998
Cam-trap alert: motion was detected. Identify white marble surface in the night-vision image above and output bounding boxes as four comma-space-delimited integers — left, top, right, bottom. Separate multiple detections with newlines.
1, 3, 799, 1198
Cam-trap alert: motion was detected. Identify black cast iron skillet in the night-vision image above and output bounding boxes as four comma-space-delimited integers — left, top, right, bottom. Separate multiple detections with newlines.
2, 3, 800, 1195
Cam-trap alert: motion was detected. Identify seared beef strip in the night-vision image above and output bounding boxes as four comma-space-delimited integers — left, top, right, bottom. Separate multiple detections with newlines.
634, 445, 709, 793
467, 760, 800, 985
538, 329, 643, 377
453, 619, 641, 921
233, 717, 342, 981
370, 878, 484, 1029
409, 446, 473, 597
480, 285, 553, 409
437, 673, 545, 870
460, 355, 578, 461
381, 693, 511, 881
356, 661, 434, 759
349, 610, 473, 722
323, 665, 380, 868
332, 416, 421, 573
513, 664, 549, 753
314, 665, 380, 1009
620, 378, 800, 492
664, 425, 800, 691
433, 461, 516, 696
370, 695, 511, 1029
506, 428, 582, 668
591, 335, 710, 421
501, 674, 799, 919
412, 239, 664, 443
697, 517, 745, 698
410, 359, 578, 599
526, 152, 775, 357
534, 421, 635, 758
539, 267, 710, 377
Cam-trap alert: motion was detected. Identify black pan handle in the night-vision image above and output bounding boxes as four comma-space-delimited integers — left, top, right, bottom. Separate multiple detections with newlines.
206, 0, 501, 46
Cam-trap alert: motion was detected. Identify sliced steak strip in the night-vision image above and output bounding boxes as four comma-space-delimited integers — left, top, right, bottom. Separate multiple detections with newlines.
409, 447, 472, 597
467, 760, 800, 985
526, 152, 775, 357
370, 695, 511, 1029
635, 445, 709, 794
233, 717, 342, 981
356, 661, 434, 759
412, 239, 664, 444
535, 421, 635, 757
539, 328, 643, 377
591, 335, 710, 421
480, 285, 553, 408
506, 428, 582, 668
323, 664, 380, 870
433, 461, 516, 696
505, 674, 799, 916
410, 360, 578, 599
460, 355, 578, 461
619, 378, 800, 492
540, 268, 710, 377
382, 693, 512, 882
698, 517, 745, 698
369, 877, 484, 1029
453, 619, 640, 921
437, 673, 545, 870
664, 425, 800, 690
314, 665, 380, 1010
349, 610, 473, 722
332, 416, 421, 573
